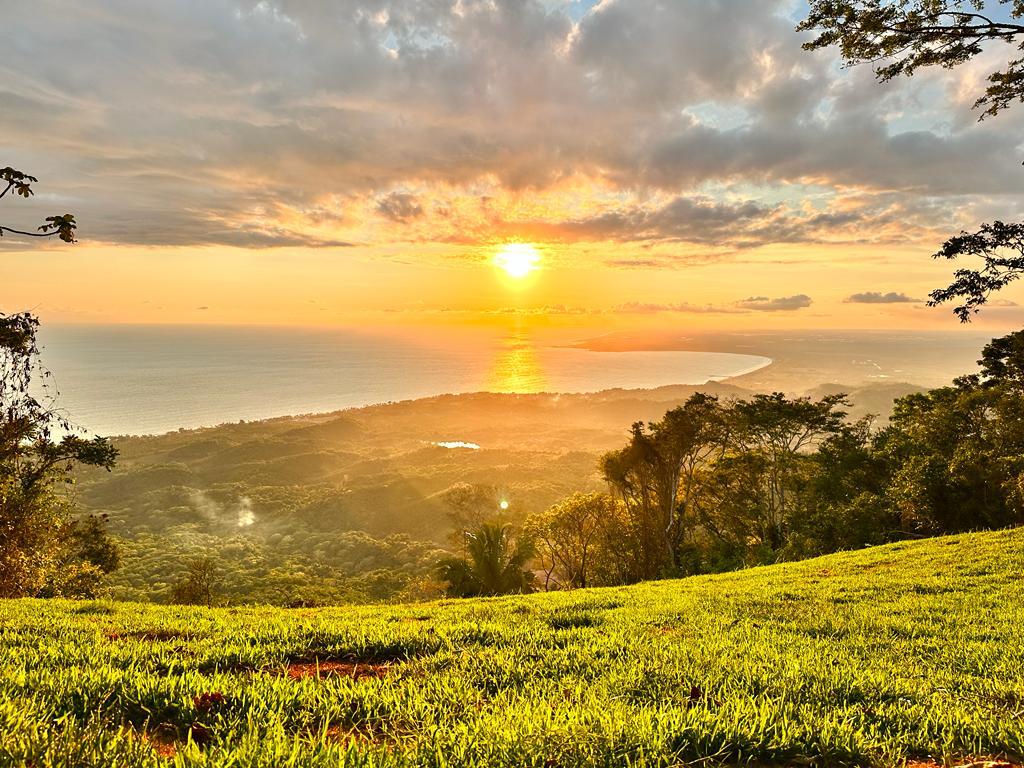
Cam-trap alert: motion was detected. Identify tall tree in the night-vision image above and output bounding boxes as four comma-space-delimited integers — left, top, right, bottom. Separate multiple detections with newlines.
798, 2, 1024, 320
877, 329, 1024, 532
601, 393, 728, 577
439, 482, 503, 553
727, 393, 849, 550
170, 556, 221, 607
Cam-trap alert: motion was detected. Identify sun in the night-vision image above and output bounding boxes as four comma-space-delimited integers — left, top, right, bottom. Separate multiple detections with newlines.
494, 243, 541, 279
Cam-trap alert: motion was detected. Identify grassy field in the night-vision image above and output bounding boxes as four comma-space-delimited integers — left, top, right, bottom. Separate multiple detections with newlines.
1, 530, 1022, 767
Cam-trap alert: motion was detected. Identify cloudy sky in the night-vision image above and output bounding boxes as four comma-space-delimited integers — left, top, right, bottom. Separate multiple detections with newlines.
3, 0, 1024, 329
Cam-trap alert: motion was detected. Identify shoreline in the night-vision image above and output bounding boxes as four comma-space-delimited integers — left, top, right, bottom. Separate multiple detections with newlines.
46, 326, 987, 439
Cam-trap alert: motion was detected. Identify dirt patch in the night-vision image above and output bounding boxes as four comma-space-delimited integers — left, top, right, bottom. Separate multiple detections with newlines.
146, 731, 178, 759
133, 724, 180, 759
285, 660, 390, 681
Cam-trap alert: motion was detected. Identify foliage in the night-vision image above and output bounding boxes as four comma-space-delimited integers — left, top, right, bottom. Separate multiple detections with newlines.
799, 3, 1024, 319
0, 528, 1021, 766
929, 221, 1024, 321
171, 557, 221, 607
589, 339, 1024, 580
600, 392, 852, 577
0, 312, 118, 597
601, 393, 728, 578
524, 491, 621, 589
438, 522, 535, 597
799, 0, 1024, 118
874, 329, 1024, 533
0, 166, 77, 242
109, 526, 446, 607
440, 482, 503, 551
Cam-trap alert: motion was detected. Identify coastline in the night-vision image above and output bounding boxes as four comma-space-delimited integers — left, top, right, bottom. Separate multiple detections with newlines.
41, 325, 990, 438
706, 355, 774, 383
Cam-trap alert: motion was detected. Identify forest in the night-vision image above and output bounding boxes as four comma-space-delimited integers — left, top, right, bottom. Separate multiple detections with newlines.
443, 330, 1024, 595
4, 307, 1024, 605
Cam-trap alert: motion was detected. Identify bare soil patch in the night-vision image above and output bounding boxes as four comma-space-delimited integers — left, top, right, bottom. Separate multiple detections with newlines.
284, 660, 390, 680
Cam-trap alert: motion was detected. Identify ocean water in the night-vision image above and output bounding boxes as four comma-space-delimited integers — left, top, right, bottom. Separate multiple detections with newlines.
35, 325, 771, 436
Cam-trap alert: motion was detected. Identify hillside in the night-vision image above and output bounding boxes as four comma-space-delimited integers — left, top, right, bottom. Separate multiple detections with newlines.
76, 381, 922, 605
2, 529, 1022, 767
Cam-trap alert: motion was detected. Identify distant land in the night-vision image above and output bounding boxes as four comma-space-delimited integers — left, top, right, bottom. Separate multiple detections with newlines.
38, 324, 769, 436
40, 325, 988, 437
74, 342, 962, 604
573, 328, 991, 390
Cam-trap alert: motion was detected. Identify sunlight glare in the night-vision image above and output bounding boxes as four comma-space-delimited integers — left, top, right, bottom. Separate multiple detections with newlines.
494, 243, 541, 279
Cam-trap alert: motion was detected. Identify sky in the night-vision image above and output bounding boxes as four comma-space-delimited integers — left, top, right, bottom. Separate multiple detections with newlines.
3, 0, 1024, 332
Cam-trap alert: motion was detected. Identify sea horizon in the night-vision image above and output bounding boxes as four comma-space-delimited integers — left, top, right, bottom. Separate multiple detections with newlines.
30, 323, 996, 438
36, 323, 778, 437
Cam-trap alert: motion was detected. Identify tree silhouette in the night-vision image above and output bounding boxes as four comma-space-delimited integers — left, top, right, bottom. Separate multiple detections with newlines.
0, 167, 76, 243
799, 2, 1024, 320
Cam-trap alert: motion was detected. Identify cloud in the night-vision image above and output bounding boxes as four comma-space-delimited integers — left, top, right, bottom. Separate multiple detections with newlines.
376, 192, 424, 222
736, 294, 812, 312
844, 291, 919, 304
3, 0, 1023, 252
615, 301, 747, 314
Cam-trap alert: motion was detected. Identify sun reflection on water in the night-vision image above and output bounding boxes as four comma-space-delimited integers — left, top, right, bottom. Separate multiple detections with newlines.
486, 334, 547, 393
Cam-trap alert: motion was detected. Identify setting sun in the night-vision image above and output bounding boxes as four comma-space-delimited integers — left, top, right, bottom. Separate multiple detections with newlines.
494, 243, 541, 279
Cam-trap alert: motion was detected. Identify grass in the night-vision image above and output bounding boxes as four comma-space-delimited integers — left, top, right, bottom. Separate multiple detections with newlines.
1, 529, 1022, 767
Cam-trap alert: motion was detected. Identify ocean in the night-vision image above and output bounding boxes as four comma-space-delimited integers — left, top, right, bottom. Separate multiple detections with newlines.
35, 324, 772, 436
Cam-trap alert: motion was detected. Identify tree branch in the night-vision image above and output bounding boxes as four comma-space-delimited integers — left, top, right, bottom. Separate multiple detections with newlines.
0, 226, 62, 239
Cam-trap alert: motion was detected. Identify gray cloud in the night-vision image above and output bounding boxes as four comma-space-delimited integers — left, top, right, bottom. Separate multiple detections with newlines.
845, 291, 919, 304
3, 0, 1023, 250
377, 192, 424, 222
736, 294, 813, 312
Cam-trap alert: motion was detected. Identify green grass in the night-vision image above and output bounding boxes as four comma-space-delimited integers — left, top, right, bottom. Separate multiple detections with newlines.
2, 530, 1023, 767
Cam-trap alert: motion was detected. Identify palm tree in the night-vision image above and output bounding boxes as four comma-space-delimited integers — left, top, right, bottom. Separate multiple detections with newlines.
438, 522, 535, 597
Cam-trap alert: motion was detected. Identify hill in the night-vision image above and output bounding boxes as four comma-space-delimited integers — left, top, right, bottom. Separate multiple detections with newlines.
76, 381, 923, 605
2, 528, 1022, 767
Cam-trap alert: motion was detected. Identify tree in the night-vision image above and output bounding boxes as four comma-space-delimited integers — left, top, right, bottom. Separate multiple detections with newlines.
437, 522, 535, 597
0, 167, 77, 243
0, 311, 118, 598
799, 1, 1024, 119
725, 393, 849, 551
601, 393, 729, 578
439, 482, 503, 552
67, 513, 122, 576
785, 420, 895, 557
798, 2, 1024, 319
525, 492, 617, 589
875, 330, 1024, 532
976, 326, 1024, 387
929, 221, 1024, 322
171, 556, 221, 606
